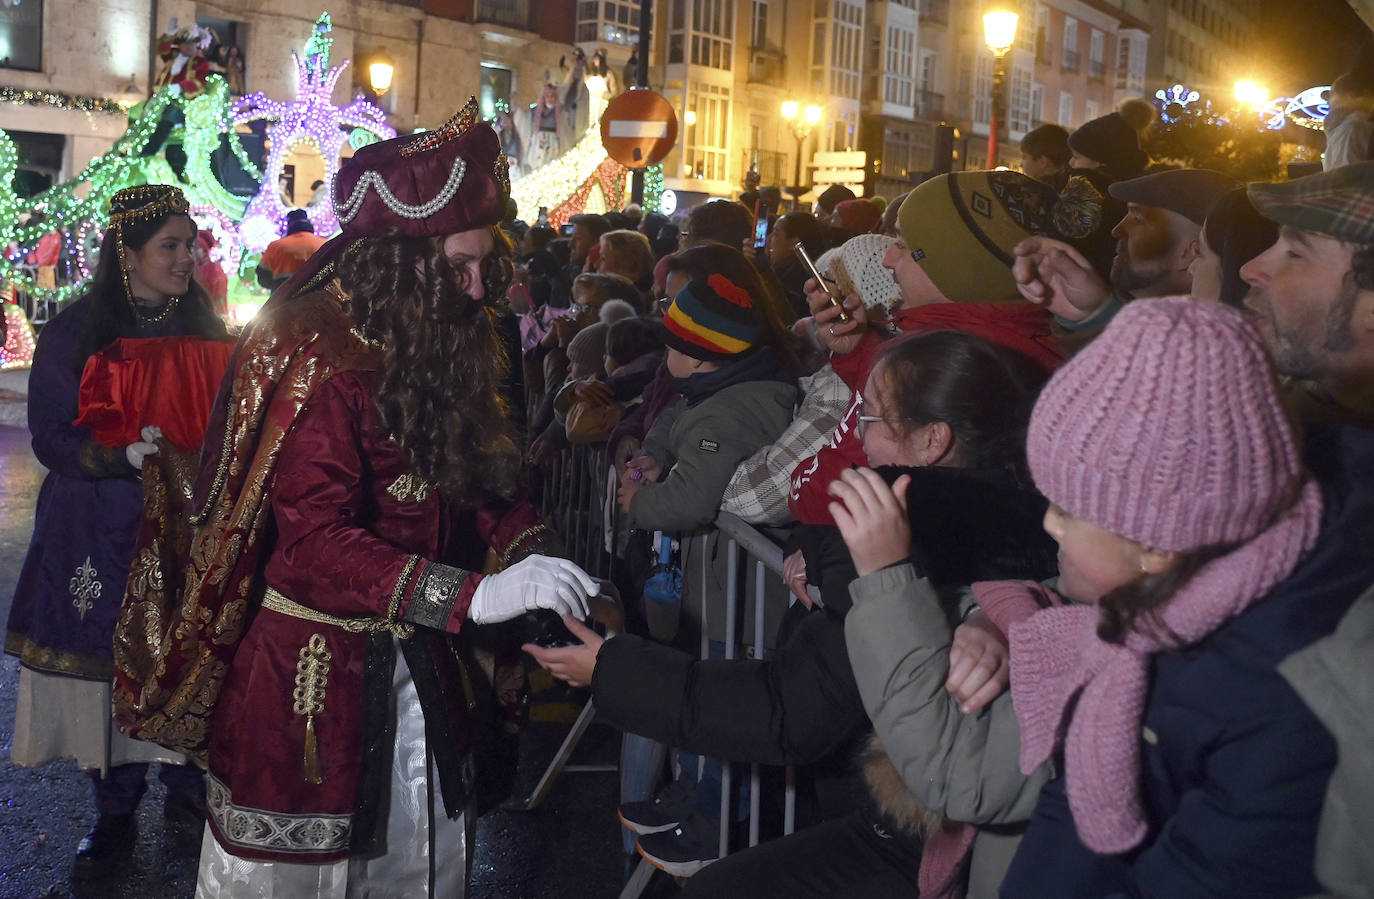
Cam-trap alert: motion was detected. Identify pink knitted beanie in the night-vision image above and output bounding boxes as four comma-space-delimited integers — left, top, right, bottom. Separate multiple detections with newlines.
1026, 297, 1301, 552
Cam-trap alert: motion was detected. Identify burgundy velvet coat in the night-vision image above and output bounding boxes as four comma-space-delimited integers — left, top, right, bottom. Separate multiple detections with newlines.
205, 369, 545, 864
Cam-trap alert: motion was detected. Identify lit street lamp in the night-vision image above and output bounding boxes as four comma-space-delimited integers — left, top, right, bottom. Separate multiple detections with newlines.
1235, 80, 1269, 110
983, 10, 1018, 168
781, 100, 822, 211
367, 50, 396, 97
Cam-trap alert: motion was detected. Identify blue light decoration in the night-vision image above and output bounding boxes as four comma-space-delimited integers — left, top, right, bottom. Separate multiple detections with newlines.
1259, 86, 1331, 132
1154, 84, 1201, 124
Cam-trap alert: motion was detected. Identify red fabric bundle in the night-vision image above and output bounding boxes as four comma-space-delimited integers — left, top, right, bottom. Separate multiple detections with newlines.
75, 336, 234, 451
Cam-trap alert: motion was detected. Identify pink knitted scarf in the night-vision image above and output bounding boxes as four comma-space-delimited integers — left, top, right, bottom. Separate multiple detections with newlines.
1004, 479, 1323, 854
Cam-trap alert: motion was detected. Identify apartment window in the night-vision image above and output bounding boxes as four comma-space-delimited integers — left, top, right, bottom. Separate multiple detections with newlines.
0, 0, 42, 71
1062, 17, 1078, 71
1089, 29, 1104, 78
974, 54, 991, 126
1058, 90, 1073, 127
576, 0, 638, 44
812, 0, 863, 101
683, 81, 730, 181
1029, 82, 1043, 126
883, 25, 915, 108
478, 64, 513, 122
673, 0, 733, 69
751, 0, 768, 48
1010, 66, 1032, 134
1035, 4, 1049, 62
1084, 99, 1099, 121
1116, 36, 1130, 89
884, 126, 914, 177
920, 50, 937, 93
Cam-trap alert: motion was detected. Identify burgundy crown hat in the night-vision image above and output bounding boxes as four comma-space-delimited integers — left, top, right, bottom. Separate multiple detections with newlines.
332, 97, 511, 239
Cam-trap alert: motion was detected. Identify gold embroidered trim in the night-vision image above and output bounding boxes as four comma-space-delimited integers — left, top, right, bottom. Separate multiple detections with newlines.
499, 523, 551, 569
262, 586, 415, 639
387, 555, 421, 623
385, 473, 432, 503
293, 633, 331, 784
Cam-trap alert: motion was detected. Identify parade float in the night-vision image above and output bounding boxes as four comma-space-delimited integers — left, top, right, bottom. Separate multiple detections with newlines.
0, 11, 654, 359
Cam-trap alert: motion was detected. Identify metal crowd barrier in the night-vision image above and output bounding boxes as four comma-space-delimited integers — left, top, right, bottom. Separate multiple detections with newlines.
530, 443, 800, 895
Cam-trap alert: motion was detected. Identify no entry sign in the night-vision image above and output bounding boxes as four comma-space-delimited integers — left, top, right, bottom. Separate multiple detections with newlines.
600, 89, 678, 169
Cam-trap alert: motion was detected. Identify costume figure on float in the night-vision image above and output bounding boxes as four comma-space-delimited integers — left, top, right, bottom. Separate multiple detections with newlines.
153, 21, 215, 98
112, 99, 599, 897
517, 82, 568, 174
5, 184, 231, 877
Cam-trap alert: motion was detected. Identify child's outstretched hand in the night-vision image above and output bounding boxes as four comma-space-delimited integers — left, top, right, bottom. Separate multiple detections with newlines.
828, 468, 912, 576
946, 609, 1010, 714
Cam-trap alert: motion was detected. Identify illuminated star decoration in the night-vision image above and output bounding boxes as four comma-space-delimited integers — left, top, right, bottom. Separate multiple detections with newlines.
231, 13, 395, 251
1154, 84, 1201, 124
1259, 86, 1332, 132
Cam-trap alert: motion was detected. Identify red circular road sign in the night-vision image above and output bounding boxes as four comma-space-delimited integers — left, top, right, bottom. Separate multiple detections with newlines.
600, 89, 678, 169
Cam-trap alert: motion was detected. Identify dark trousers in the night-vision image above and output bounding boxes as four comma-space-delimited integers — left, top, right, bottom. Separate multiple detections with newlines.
679, 807, 923, 899
89, 763, 205, 817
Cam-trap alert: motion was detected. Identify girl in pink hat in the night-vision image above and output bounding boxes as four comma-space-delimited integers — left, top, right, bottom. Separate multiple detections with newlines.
832, 297, 1370, 897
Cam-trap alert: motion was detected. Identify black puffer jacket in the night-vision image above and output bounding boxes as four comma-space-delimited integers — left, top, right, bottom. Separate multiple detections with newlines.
591, 465, 1057, 820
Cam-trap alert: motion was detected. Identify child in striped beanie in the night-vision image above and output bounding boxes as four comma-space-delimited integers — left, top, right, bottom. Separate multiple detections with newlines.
618, 243, 799, 534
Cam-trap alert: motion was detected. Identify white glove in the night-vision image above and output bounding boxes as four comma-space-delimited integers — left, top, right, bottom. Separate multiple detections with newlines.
468, 554, 599, 625
125, 439, 159, 470
140, 425, 164, 443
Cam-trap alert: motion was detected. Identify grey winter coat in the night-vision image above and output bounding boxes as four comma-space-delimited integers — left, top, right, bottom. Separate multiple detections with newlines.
629, 379, 796, 533
845, 564, 1049, 899
1279, 583, 1374, 899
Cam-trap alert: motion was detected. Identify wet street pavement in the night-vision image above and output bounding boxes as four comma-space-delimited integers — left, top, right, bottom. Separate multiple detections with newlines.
0, 402, 680, 898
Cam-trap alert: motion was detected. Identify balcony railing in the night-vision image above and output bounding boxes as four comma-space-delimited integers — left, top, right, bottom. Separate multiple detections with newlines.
1090, 59, 1105, 79
740, 148, 789, 189
1062, 49, 1079, 72
919, 0, 949, 26
917, 90, 946, 120
474, 0, 532, 30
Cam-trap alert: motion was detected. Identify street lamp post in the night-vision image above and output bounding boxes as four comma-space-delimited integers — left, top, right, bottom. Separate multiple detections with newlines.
983, 11, 1018, 168
781, 101, 822, 211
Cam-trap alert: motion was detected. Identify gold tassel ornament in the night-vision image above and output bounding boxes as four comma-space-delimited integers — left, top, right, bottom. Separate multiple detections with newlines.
294, 634, 332, 785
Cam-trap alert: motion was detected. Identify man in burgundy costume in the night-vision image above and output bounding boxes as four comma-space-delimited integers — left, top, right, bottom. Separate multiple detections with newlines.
113, 100, 598, 897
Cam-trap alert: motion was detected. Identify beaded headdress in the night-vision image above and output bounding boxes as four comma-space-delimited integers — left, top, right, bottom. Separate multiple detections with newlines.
332, 96, 510, 240
109, 184, 192, 323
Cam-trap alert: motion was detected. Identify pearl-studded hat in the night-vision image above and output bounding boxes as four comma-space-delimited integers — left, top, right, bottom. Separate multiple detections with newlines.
333, 97, 511, 239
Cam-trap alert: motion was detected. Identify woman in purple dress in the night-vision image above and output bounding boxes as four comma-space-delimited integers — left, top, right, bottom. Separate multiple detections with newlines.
4, 185, 230, 877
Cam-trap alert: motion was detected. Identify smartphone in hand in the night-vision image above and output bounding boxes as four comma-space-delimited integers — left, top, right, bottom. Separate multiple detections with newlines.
794, 244, 851, 322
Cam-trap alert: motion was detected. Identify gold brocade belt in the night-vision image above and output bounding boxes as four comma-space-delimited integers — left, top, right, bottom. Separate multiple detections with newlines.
262, 586, 416, 640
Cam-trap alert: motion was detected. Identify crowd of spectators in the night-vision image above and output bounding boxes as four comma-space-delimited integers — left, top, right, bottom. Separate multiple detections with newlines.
514, 94, 1374, 899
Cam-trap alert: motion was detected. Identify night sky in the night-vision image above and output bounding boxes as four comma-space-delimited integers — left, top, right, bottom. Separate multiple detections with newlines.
1253, 0, 1374, 90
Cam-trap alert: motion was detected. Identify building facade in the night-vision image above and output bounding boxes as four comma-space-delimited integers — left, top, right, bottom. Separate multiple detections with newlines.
0, 0, 578, 194
0, 0, 1267, 211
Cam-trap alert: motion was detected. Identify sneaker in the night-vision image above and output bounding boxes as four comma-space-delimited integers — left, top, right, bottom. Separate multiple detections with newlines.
73, 814, 136, 879
635, 810, 722, 877
617, 776, 698, 835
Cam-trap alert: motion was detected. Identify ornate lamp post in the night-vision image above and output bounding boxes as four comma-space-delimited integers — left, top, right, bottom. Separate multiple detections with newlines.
983, 10, 1018, 168
781, 100, 822, 211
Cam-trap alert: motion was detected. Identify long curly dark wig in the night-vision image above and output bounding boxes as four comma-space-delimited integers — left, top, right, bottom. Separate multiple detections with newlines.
77, 212, 229, 369
338, 225, 521, 506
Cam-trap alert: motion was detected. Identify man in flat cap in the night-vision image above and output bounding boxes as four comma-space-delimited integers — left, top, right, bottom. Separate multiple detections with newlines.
1241, 160, 1374, 426
1011, 168, 1237, 334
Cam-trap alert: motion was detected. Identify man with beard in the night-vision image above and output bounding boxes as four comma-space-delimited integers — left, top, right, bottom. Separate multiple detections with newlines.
116, 99, 600, 898
1010, 168, 1237, 338
1241, 161, 1374, 426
